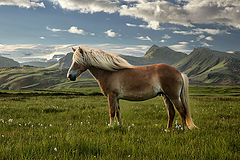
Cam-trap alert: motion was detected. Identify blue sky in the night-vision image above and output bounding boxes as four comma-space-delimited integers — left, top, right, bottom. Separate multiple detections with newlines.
0, 0, 240, 62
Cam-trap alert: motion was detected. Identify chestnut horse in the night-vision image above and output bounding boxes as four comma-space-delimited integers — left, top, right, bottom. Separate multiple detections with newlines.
67, 46, 197, 130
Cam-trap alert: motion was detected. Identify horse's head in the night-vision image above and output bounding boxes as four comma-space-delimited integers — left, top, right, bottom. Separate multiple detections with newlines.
67, 47, 87, 81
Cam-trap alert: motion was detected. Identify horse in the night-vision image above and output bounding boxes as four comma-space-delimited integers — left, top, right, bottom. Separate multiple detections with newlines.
67, 46, 198, 130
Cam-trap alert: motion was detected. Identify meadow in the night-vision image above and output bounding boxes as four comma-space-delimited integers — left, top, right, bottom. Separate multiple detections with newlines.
0, 86, 239, 159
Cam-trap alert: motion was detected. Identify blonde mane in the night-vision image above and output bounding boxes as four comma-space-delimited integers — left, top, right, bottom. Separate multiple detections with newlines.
73, 46, 134, 71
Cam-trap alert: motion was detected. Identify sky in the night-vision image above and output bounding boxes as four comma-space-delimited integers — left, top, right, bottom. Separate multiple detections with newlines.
0, 0, 240, 63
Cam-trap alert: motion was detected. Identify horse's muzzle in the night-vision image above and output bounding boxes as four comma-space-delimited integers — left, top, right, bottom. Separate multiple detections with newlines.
67, 74, 76, 81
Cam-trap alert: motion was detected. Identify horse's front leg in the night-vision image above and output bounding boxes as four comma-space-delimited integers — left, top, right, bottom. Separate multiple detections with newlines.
107, 94, 120, 127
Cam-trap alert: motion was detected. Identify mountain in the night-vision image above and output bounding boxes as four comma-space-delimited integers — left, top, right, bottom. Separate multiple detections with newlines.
144, 45, 187, 65
50, 52, 73, 69
52, 45, 187, 69
1, 46, 239, 90
0, 56, 20, 68
21, 54, 65, 68
175, 47, 240, 84
0, 66, 96, 90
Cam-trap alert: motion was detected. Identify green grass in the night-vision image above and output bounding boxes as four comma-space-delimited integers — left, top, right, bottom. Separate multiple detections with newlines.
0, 86, 239, 159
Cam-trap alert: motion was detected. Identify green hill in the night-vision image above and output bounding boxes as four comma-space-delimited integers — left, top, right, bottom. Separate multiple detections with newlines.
21, 61, 56, 68
175, 47, 240, 84
0, 66, 97, 90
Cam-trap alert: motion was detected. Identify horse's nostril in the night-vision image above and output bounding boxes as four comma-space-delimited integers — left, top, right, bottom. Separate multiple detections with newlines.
68, 74, 76, 81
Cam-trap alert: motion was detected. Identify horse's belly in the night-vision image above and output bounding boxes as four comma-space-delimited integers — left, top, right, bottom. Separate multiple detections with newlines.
119, 87, 162, 101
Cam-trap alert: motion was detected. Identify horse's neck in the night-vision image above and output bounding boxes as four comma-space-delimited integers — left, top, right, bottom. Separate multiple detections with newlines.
87, 67, 111, 94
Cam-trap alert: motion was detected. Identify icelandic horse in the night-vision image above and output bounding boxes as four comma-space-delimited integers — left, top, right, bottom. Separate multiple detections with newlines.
67, 46, 198, 130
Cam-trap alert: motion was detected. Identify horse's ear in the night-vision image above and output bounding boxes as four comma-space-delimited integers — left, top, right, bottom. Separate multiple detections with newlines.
72, 47, 76, 52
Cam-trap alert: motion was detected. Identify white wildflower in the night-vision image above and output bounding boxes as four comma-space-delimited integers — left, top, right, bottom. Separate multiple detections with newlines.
128, 126, 131, 131
8, 119, 13, 123
54, 147, 57, 151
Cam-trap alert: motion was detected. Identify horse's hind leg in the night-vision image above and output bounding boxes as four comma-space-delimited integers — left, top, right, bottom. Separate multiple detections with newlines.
108, 94, 122, 127
115, 99, 122, 125
162, 95, 175, 129
108, 95, 116, 127
170, 98, 188, 130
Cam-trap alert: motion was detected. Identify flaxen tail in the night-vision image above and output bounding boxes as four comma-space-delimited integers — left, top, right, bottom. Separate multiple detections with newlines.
180, 73, 198, 130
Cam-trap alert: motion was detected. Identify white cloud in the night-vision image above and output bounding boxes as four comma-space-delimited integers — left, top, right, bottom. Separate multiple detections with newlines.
68, 26, 85, 35
197, 35, 206, 41
46, 26, 89, 35
193, 28, 221, 35
179, 41, 188, 45
136, 36, 152, 41
126, 23, 137, 27
205, 36, 214, 41
104, 29, 121, 37
123, 0, 240, 29
173, 28, 228, 35
92, 43, 150, 57
49, 0, 118, 13
40, 36, 45, 40
169, 44, 191, 53
46, 26, 63, 32
183, 0, 240, 29
162, 34, 171, 39
169, 41, 191, 53
119, 1, 193, 30
0, 0, 45, 8
201, 42, 212, 47
226, 51, 234, 53
49, 0, 240, 30
0, 43, 150, 62
126, 22, 163, 30
160, 40, 165, 43
173, 30, 195, 35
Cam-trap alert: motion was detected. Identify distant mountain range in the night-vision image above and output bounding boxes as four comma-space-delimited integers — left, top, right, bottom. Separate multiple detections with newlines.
0, 56, 20, 68
0, 45, 239, 90
53, 45, 187, 69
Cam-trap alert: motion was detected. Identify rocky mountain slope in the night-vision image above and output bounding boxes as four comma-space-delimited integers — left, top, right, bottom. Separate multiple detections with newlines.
0, 56, 20, 68
175, 47, 240, 84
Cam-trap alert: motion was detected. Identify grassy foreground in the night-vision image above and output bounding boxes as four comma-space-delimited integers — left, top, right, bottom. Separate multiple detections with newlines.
0, 86, 239, 159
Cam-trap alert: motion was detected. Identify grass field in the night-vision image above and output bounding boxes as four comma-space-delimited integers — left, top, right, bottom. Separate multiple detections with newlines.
0, 86, 239, 159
